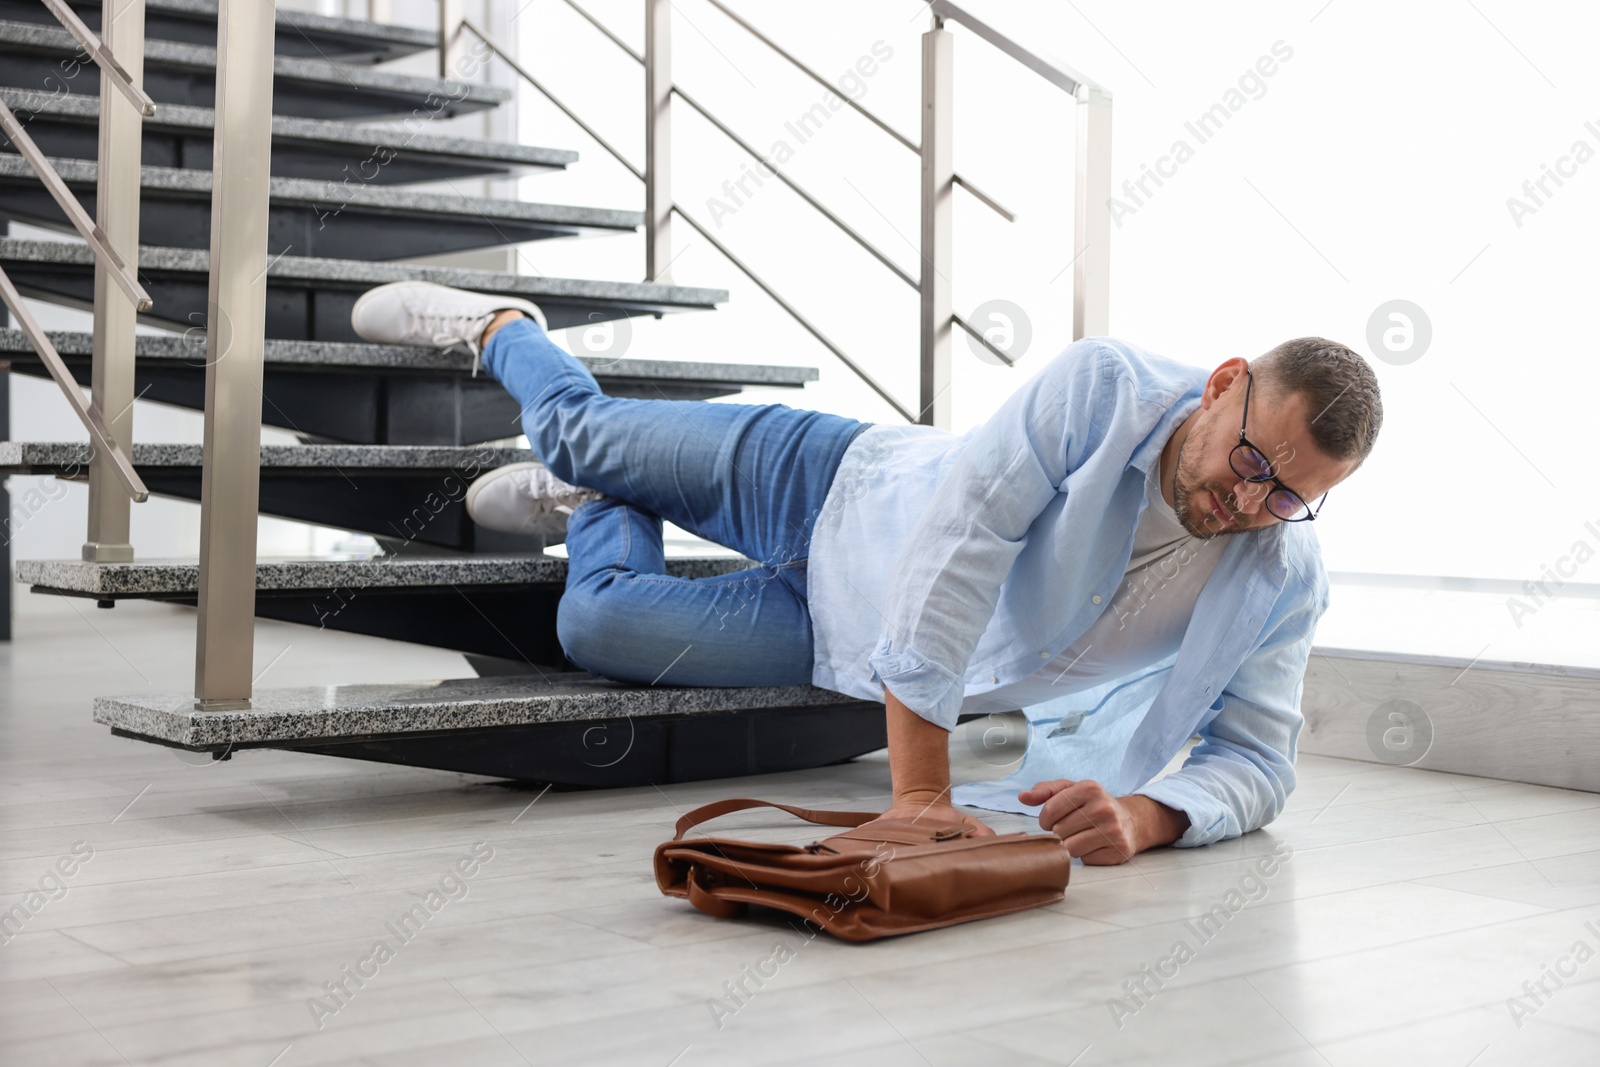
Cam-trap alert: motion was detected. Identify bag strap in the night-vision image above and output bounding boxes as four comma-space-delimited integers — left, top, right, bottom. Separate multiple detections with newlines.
673, 797, 880, 840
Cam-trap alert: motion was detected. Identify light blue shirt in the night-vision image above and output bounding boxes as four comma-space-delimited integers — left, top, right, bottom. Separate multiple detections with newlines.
806, 336, 1331, 847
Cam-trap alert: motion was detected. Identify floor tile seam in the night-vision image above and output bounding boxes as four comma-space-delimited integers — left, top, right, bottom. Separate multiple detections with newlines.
45, 925, 144, 971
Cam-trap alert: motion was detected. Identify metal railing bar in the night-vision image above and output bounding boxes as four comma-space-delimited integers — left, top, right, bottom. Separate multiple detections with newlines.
698, 0, 1015, 223
930, 0, 1106, 96
563, 0, 1015, 231
0, 99, 152, 311
701, 0, 907, 145
558, 0, 643, 63
952, 310, 1016, 367
671, 201, 916, 423
0, 266, 149, 502
459, 19, 643, 181
952, 175, 1012, 221
39, 0, 157, 116
671, 83, 916, 290
460, 17, 913, 422
550, 0, 918, 289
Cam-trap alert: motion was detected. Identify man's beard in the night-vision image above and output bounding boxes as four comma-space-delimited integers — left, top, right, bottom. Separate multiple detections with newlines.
1172, 425, 1248, 539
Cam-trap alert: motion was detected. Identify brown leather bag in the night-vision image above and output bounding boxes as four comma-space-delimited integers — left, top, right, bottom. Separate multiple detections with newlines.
654, 798, 1072, 942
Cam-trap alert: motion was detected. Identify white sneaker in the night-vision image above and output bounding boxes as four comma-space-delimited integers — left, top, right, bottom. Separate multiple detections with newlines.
465, 462, 606, 538
350, 281, 549, 377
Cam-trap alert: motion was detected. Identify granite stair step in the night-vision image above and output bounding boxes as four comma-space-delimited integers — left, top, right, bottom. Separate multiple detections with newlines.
92, 672, 886, 787
0, 330, 818, 445
0, 155, 642, 261
0, 238, 728, 341
1, 331, 818, 444
1, 88, 577, 184
0, 0, 438, 63
0, 440, 555, 552
0, 19, 508, 119
15, 554, 753, 661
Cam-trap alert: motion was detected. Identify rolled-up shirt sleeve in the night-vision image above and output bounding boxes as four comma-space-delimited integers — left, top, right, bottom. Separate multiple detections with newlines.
867, 339, 1110, 730
1135, 578, 1329, 847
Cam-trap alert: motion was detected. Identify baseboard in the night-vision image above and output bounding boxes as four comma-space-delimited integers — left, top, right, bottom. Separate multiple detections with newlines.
1299, 646, 1600, 792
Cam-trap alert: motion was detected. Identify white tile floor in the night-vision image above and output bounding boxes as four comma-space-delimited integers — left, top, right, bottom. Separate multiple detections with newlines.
3, 580, 1599, 1066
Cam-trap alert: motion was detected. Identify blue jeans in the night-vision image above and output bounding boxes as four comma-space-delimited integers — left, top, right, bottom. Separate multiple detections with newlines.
482, 316, 870, 686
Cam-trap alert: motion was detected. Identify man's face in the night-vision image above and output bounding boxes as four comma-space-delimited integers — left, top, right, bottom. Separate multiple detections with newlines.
1172, 362, 1357, 540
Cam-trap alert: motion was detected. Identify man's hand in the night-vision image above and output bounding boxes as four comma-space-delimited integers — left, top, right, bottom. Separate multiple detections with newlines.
1017, 780, 1189, 864
868, 788, 997, 839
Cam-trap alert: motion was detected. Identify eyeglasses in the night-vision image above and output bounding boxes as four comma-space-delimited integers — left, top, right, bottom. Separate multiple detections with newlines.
1228, 368, 1328, 523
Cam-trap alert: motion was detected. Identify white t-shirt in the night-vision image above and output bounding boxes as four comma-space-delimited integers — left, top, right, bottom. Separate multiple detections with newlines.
957, 454, 1228, 714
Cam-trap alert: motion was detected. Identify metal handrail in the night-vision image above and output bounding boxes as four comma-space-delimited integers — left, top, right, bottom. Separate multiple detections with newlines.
540, 3, 1075, 388
698, 0, 1014, 223
930, 0, 1106, 96
451, 3, 1109, 422
550, 0, 1024, 371
0, 268, 148, 501
926, 0, 1114, 364
554, 1, 917, 288
0, 99, 152, 310
473, 5, 929, 414
40, 0, 157, 116
457, 19, 915, 421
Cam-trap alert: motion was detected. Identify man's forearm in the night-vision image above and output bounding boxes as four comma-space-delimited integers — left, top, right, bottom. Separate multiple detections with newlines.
885, 688, 951, 801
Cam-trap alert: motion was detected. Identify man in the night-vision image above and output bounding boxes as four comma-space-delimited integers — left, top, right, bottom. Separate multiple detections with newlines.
353, 281, 1381, 865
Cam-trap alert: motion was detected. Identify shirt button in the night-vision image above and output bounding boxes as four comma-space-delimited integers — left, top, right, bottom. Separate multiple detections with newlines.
1092, 595, 1102, 604
990, 674, 998, 683
1040, 651, 1050, 658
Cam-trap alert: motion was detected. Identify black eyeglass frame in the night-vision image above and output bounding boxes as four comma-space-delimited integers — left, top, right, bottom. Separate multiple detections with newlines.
1228, 368, 1328, 523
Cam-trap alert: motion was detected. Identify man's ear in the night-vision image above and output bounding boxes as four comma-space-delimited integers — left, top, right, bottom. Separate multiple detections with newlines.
1202, 358, 1248, 409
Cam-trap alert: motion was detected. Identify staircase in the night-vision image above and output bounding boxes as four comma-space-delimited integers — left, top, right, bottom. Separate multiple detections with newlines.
1, 1, 887, 786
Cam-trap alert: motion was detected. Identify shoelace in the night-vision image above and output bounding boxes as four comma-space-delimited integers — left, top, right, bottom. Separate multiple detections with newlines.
406, 306, 498, 377
525, 469, 603, 518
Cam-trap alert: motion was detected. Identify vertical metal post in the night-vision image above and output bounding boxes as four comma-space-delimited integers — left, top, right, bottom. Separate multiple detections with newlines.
476, 0, 518, 274
438, 0, 463, 80
1, 355, 10, 642
643, 0, 671, 283
919, 20, 953, 429
1073, 85, 1112, 340
194, 0, 275, 709
82, 0, 145, 564
1, 221, 8, 639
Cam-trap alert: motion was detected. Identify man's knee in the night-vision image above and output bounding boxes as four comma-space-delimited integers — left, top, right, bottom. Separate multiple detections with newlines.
556, 583, 636, 678
520, 394, 598, 486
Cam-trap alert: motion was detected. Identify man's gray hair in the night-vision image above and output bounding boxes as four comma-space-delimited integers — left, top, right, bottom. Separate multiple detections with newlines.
1251, 337, 1383, 467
